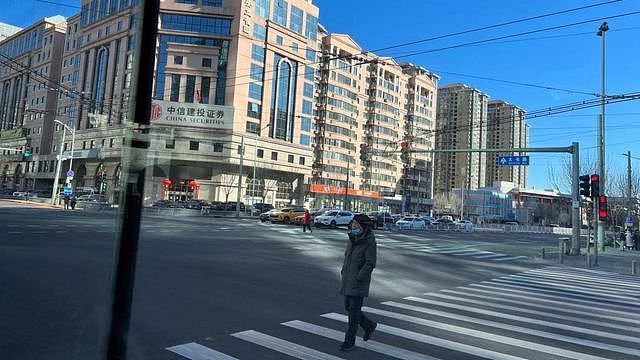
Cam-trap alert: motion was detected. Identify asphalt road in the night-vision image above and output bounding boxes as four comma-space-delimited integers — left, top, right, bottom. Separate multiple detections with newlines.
1, 205, 639, 360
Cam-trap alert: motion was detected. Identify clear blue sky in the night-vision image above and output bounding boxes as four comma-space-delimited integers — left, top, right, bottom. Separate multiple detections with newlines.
3, 0, 640, 193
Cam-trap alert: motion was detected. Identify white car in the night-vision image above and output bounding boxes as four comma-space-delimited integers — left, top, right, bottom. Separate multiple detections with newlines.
314, 210, 354, 228
396, 217, 426, 230
455, 220, 474, 231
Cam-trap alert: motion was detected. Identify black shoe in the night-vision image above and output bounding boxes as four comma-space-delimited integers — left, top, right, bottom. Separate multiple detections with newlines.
339, 342, 356, 351
363, 322, 377, 341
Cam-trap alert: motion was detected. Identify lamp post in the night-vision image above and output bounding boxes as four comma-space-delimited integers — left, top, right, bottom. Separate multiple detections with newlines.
51, 119, 76, 206
596, 21, 609, 251
252, 123, 271, 209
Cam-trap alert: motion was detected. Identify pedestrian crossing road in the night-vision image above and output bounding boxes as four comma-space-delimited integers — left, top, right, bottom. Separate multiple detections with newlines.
165, 266, 640, 359
255, 223, 528, 263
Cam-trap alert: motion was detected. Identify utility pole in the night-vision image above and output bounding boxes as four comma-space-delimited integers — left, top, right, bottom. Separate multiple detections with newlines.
596, 21, 609, 252
236, 136, 244, 218
627, 151, 632, 220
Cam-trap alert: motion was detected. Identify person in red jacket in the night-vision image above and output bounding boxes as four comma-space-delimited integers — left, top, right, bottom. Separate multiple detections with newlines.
302, 209, 312, 233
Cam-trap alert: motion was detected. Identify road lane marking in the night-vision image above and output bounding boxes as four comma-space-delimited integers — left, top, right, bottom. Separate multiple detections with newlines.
526, 269, 640, 292
167, 342, 238, 360
282, 320, 441, 360
321, 313, 527, 360
490, 255, 527, 261
397, 297, 640, 347
231, 330, 344, 360
342, 308, 614, 360
433, 290, 640, 334
8, 231, 22, 234
470, 253, 509, 259
465, 283, 640, 321
494, 275, 639, 302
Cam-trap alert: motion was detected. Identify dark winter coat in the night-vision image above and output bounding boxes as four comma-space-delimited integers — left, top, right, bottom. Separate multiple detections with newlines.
340, 229, 376, 297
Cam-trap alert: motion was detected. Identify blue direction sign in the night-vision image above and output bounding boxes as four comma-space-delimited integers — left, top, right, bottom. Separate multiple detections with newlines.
497, 155, 530, 166
63, 185, 73, 196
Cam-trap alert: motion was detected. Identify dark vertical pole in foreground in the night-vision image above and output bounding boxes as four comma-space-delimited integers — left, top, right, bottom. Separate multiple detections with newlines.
344, 156, 350, 211
106, 1, 159, 359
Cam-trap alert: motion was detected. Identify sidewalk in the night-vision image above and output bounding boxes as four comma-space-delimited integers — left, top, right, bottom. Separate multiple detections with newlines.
549, 247, 640, 276
0, 198, 60, 209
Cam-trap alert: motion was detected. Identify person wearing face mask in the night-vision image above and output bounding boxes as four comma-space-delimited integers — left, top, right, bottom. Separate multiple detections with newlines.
339, 213, 377, 351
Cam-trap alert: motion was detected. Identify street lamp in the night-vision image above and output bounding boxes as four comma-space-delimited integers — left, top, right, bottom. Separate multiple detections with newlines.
251, 123, 271, 209
596, 21, 609, 251
50, 119, 76, 205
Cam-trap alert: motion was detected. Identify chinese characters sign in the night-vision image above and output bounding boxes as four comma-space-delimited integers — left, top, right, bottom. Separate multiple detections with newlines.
150, 100, 234, 130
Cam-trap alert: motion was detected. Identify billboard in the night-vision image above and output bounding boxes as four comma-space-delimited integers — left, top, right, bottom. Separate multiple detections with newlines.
150, 100, 234, 130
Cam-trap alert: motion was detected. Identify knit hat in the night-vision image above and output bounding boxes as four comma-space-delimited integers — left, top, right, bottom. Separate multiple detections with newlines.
352, 213, 373, 227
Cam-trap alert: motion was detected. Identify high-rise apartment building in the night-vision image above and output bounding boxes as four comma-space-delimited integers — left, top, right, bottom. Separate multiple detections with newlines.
312, 34, 438, 212
434, 83, 488, 196
486, 99, 528, 188
0, 16, 67, 190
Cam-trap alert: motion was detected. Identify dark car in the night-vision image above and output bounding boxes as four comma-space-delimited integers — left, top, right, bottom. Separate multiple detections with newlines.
225, 201, 245, 211
151, 200, 177, 208
210, 201, 225, 210
185, 199, 208, 210
366, 212, 394, 229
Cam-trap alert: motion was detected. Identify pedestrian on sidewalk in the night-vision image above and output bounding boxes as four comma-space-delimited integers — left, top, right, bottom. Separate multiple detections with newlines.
63, 194, 70, 210
70, 195, 77, 210
302, 209, 312, 233
339, 213, 377, 351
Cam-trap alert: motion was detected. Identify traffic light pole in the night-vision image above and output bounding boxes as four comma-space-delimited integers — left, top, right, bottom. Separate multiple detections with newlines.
371, 143, 582, 255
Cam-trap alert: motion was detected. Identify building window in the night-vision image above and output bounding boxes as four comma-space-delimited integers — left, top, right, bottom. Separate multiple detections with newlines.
173, 55, 183, 65
110, 138, 115, 147
166, 139, 175, 149
253, 23, 266, 41
92, 47, 109, 114
246, 121, 259, 134
299, 157, 305, 165
247, 102, 261, 119
90, 140, 95, 149
101, 139, 106, 147
304, 65, 314, 81
255, 0, 269, 18
291, 42, 298, 52
256, 0, 269, 19
275, 35, 283, 45
82, 141, 87, 150
202, 58, 212, 67
271, 151, 278, 161
200, 76, 211, 104
303, 83, 313, 98
250, 63, 263, 81
305, 47, 315, 61
271, 56, 297, 142
202, 0, 222, 6
300, 117, 311, 132
213, 143, 223, 152
300, 134, 310, 146
288, 154, 294, 163
189, 140, 199, 151
257, 149, 264, 158
273, 0, 287, 26
302, 100, 312, 115
290, 5, 303, 34
160, 14, 232, 36
185, 75, 196, 102
305, 14, 318, 41
170, 74, 181, 101
248, 83, 262, 100
251, 44, 265, 62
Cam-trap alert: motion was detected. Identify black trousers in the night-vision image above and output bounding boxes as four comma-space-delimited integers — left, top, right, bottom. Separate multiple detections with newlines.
302, 223, 312, 232
343, 295, 374, 344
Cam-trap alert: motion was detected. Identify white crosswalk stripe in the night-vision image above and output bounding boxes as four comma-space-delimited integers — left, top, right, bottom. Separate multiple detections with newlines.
166, 266, 640, 359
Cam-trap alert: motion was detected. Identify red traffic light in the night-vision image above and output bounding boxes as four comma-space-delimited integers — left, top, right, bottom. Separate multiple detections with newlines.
591, 174, 599, 182
598, 195, 606, 203
598, 195, 608, 220
400, 141, 408, 149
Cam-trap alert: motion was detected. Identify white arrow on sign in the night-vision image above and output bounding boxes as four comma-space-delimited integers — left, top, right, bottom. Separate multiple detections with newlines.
500, 157, 507, 164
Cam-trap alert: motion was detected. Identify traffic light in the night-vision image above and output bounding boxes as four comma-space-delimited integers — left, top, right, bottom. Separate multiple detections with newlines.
400, 141, 409, 163
590, 174, 600, 199
359, 143, 367, 163
579, 174, 590, 198
598, 195, 608, 221
22, 147, 32, 161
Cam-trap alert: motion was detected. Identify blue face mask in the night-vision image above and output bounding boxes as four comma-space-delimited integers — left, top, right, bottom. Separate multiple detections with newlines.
351, 227, 363, 236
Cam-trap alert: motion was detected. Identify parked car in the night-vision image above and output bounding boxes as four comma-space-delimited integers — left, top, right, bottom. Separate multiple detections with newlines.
12, 191, 30, 197
251, 202, 274, 215
185, 199, 208, 210
395, 216, 426, 230
77, 194, 108, 203
225, 201, 245, 211
314, 210, 354, 228
366, 212, 394, 229
210, 201, 225, 210
151, 200, 177, 208
270, 206, 306, 223
455, 219, 474, 231
260, 209, 280, 222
